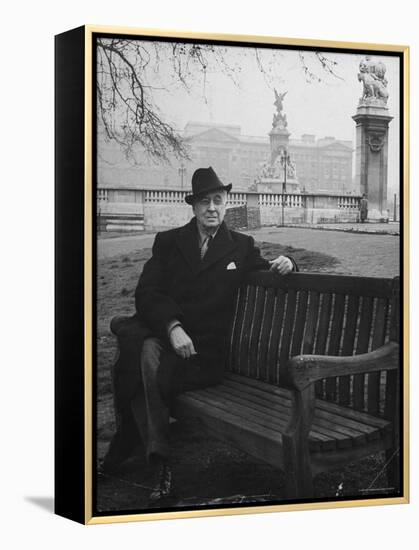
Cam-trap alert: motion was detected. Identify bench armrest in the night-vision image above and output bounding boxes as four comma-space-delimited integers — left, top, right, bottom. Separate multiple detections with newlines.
282, 341, 399, 496
110, 315, 135, 335
286, 341, 399, 392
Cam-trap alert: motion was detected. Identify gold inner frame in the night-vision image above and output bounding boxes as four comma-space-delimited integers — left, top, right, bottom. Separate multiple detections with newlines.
83, 25, 410, 525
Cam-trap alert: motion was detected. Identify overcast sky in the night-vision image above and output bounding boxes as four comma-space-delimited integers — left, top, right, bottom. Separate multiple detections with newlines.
160, 48, 398, 136
103, 39, 401, 195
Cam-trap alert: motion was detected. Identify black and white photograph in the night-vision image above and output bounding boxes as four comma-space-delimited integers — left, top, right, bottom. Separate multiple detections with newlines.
92, 30, 405, 519
5, 0, 419, 544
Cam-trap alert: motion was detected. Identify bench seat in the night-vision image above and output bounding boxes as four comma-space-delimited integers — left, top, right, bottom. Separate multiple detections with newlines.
173, 372, 393, 476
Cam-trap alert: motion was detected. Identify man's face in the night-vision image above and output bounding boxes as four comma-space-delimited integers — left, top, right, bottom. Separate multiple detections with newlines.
193, 190, 227, 233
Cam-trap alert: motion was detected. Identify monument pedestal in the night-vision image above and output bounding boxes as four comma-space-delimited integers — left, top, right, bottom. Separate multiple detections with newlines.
352, 104, 393, 222
257, 178, 300, 194
269, 127, 290, 162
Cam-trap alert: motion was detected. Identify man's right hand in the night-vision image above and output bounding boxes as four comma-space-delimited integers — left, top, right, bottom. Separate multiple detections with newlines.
169, 325, 197, 359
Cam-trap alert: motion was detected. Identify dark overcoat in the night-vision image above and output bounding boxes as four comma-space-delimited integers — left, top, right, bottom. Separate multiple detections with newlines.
134, 217, 271, 357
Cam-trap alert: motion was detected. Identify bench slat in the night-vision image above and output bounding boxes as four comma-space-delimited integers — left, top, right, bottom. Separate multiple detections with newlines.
199, 388, 291, 433
267, 290, 286, 384
207, 384, 334, 446
198, 388, 335, 449
174, 394, 288, 464
303, 291, 320, 355
226, 373, 391, 432
315, 293, 333, 398
222, 377, 386, 439
384, 370, 398, 422
181, 391, 327, 452
210, 385, 370, 449
315, 293, 333, 355
239, 285, 257, 376
338, 295, 360, 406
384, 284, 400, 421
229, 286, 247, 374
256, 287, 276, 381
248, 286, 267, 378
180, 392, 285, 442
220, 379, 292, 416
367, 298, 388, 415
290, 290, 308, 358
325, 293, 345, 401
278, 289, 297, 382
224, 375, 389, 439
353, 296, 374, 411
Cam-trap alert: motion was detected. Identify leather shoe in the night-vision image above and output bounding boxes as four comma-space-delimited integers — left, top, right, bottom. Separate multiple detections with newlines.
149, 456, 172, 501
100, 422, 141, 474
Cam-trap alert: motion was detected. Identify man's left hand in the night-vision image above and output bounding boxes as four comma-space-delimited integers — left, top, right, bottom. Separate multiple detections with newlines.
269, 255, 293, 275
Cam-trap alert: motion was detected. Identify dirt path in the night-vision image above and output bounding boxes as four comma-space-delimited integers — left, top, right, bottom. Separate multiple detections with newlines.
98, 233, 156, 259
98, 226, 399, 278
245, 227, 399, 278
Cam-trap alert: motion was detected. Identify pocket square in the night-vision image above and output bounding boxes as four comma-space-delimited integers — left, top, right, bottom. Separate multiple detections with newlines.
226, 262, 237, 270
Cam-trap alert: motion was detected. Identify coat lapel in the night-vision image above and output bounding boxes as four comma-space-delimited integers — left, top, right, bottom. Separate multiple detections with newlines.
199, 221, 237, 273
175, 219, 238, 275
175, 218, 201, 274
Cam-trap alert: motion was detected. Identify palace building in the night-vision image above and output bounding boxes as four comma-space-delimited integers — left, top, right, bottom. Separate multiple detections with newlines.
98, 121, 354, 194
183, 122, 353, 193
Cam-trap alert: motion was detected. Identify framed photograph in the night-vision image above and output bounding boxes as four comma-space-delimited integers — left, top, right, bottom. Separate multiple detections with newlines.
55, 25, 409, 524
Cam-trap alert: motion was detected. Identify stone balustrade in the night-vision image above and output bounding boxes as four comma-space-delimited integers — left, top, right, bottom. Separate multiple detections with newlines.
97, 187, 361, 231
97, 188, 109, 202
258, 193, 304, 208
228, 192, 248, 206
145, 190, 186, 203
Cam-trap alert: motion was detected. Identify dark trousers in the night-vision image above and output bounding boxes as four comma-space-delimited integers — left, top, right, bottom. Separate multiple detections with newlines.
110, 336, 224, 464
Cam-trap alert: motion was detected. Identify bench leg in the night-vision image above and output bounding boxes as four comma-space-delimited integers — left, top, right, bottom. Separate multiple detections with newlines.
283, 386, 315, 499
385, 445, 401, 492
283, 436, 314, 499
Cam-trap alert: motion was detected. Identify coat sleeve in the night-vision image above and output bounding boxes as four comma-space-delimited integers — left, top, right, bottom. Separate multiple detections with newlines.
135, 232, 184, 337
243, 235, 299, 272
243, 235, 271, 272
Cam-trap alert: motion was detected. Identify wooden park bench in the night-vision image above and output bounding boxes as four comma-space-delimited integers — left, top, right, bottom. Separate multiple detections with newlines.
111, 272, 401, 499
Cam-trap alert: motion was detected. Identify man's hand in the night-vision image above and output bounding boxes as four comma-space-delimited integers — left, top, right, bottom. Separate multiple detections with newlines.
169, 325, 197, 359
269, 255, 293, 275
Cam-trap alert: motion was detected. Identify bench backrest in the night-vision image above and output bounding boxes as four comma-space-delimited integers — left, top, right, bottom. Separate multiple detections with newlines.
227, 272, 400, 419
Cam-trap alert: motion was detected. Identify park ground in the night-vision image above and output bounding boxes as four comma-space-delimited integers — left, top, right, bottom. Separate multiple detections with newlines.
95, 224, 400, 514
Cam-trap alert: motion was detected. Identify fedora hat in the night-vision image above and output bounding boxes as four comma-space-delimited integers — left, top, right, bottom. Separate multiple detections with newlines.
185, 167, 232, 205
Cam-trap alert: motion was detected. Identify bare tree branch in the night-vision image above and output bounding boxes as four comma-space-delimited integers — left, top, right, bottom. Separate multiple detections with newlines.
96, 38, 342, 164
299, 51, 343, 83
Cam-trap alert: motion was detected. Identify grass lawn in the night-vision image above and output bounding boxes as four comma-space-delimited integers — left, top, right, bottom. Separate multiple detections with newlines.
96, 241, 389, 513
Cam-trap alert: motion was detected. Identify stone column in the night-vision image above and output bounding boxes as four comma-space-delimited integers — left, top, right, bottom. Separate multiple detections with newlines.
352, 57, 393, 222
352, 106, 392, 221
269, 127, 290, 164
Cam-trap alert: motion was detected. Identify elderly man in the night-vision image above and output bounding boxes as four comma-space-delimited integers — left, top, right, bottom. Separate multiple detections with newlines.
103, 167, 296, 499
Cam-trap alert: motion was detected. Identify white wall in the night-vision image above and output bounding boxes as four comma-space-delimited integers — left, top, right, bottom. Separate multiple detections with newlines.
2, 1, 416, 549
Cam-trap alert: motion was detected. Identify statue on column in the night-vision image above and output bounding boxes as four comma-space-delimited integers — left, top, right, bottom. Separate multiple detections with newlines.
353, 56, 393, 222
272, 89, 288, 130
357, 56, 389, 106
